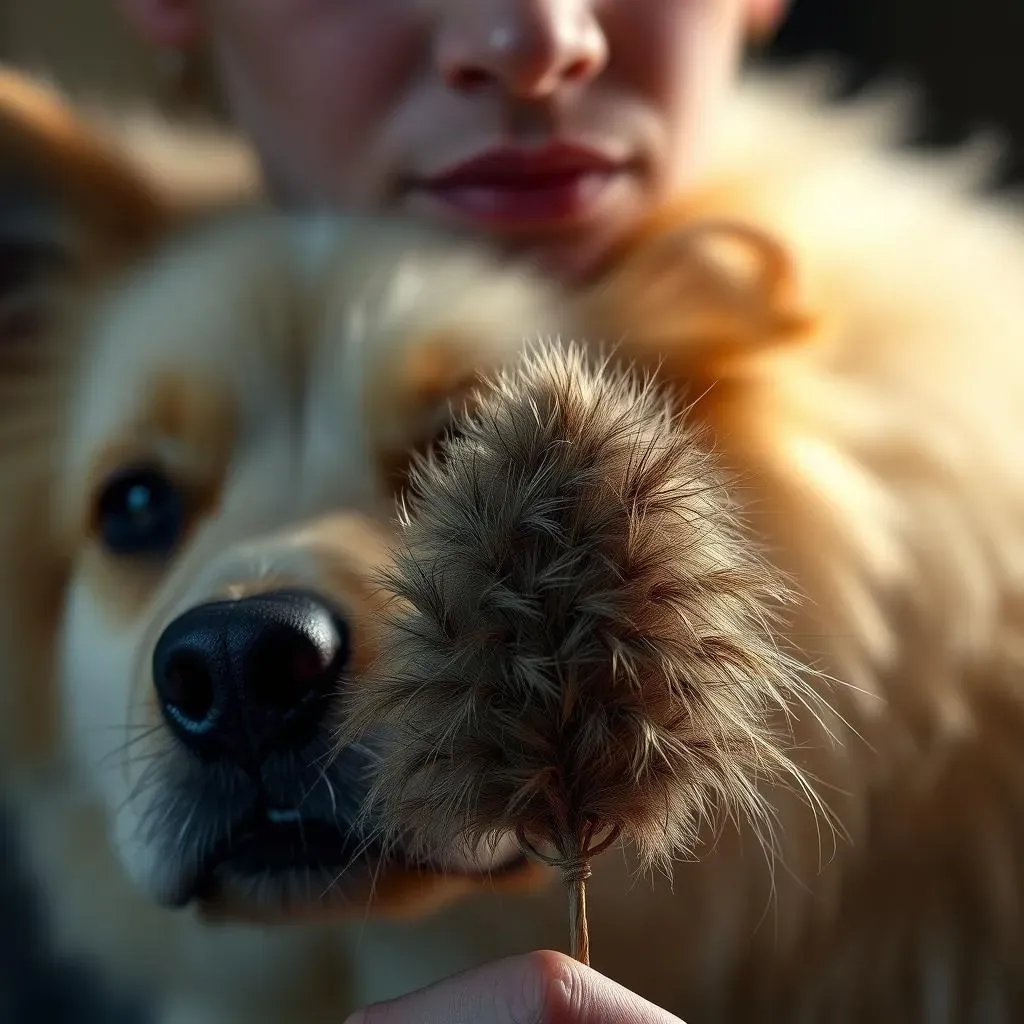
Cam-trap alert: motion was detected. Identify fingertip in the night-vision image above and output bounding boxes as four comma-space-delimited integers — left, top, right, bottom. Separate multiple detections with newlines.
524, 948, 687, 1024
525, 949, 592, 1023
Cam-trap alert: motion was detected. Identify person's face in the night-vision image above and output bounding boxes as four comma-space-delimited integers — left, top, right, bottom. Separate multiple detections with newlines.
123, 0, 784, 281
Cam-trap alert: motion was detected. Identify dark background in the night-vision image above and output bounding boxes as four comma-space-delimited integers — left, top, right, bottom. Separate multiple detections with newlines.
1, 1, 1023, 1020
771, 0, 1024, 183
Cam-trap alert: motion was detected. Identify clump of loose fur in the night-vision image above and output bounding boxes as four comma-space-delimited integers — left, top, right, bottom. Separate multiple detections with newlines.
343, 342, 820, 959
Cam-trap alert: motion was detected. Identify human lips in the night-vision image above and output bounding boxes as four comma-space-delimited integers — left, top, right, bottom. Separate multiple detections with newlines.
409, 143, 629, 231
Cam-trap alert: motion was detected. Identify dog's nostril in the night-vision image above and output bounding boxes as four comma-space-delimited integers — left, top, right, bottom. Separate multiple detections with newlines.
161, 651, 217, 730
245, 620, 341, 711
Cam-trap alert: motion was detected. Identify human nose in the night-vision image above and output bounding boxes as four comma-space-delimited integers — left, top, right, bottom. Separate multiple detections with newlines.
435, 0, 607, 100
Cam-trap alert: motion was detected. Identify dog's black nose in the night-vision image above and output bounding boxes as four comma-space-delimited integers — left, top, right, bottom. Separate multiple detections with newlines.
152, 589, 349, 765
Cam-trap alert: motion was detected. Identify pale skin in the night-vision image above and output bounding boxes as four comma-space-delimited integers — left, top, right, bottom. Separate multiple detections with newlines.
341, 952, 686, 1024
116, 0, 787, 1018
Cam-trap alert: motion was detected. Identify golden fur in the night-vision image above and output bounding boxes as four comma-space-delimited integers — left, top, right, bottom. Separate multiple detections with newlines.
1, 64, 1024, 1022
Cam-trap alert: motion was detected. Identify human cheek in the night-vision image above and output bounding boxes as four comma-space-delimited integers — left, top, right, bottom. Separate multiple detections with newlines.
290, 7, 425, 136
211, 1, 427, 202
600, 0, 697, 102
601, 0, 743, 186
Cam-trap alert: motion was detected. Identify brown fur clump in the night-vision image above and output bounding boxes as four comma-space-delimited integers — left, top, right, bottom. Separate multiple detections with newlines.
343, 343, 826, 951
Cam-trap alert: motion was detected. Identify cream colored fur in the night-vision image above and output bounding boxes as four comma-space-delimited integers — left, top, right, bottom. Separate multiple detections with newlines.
2, 65, 1024, 1023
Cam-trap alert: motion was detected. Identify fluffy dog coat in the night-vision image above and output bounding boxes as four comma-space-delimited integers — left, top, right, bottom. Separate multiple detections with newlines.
1, 65, 1024, 1023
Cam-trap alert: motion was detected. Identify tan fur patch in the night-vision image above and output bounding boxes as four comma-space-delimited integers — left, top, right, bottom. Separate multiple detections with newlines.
369, 332, 486, 491
582, 212, 817, 391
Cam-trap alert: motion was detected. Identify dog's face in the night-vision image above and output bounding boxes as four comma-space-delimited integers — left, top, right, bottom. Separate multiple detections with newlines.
0, 77, 563, 924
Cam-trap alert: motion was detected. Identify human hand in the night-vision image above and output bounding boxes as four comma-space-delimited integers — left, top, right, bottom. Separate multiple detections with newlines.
344, 950, 685, 1024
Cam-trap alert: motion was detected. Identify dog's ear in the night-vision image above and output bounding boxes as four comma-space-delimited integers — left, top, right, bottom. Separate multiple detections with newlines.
0, 69, 168, 352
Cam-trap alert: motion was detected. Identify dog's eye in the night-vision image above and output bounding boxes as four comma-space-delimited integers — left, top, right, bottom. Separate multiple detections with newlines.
96, 466, 186, 558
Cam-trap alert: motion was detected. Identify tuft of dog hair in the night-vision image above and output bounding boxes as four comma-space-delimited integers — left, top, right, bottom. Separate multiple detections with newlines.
342, 342, 832, 880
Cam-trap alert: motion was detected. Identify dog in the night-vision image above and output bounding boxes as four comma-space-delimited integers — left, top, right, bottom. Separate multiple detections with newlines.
0, 69, 581, 1024
3, 65, 1024, 1024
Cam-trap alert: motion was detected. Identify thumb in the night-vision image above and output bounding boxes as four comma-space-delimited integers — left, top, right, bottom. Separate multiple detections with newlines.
344, 950, 686, 1024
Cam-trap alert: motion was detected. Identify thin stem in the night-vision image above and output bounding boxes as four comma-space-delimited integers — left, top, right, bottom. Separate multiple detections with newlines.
515, 821, 622, 967
566, 862, 591, 965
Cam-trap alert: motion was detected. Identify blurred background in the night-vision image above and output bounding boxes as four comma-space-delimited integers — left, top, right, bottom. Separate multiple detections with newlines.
0, 0, 1022, 1020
